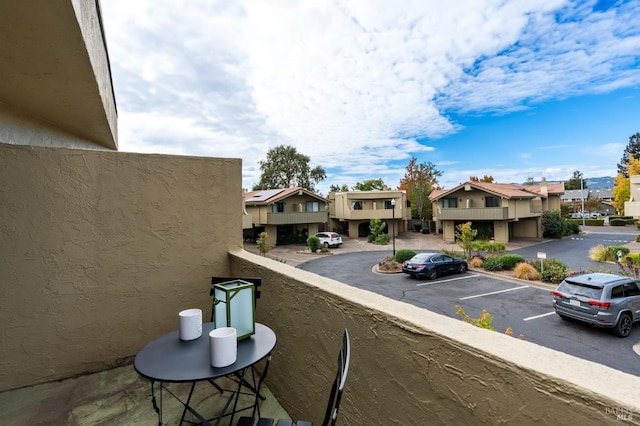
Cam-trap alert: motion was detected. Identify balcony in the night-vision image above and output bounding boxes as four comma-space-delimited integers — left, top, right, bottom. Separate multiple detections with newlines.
437, 207, 509, 221
3, 146, 639, 425
338, 208, 402, 221
265, 211, 328, 225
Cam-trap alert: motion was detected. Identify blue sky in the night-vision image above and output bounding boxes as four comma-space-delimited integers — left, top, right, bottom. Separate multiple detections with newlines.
100, 0, 640, 195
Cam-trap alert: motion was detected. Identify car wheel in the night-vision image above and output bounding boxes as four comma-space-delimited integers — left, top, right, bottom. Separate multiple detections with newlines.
427, 269, 437, 280
323, 242, 329, 248
458, 263, 467, 273
614, 313, 632, 337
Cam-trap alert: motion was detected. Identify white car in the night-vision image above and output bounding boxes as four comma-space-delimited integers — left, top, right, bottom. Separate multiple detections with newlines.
314, 232, 342, 248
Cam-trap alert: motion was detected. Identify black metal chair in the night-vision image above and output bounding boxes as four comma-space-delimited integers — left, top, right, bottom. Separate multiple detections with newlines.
237, 328, 351, 426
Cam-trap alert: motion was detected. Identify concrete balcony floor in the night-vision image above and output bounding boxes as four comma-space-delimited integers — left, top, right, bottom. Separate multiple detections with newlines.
0, 364, 290, 425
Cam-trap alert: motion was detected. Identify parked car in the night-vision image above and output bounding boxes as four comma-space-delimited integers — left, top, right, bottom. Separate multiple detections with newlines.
402, 252, 468, 280
314, 232, 342, 248
552, 273, 640, 337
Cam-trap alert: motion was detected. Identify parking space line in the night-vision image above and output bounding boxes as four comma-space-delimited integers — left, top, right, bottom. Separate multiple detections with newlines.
523, 312, 556, 321
416, 274, 479, 287
460, 285, 528, 300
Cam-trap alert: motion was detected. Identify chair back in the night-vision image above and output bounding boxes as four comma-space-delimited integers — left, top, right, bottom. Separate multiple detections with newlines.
321, 329, 350, 426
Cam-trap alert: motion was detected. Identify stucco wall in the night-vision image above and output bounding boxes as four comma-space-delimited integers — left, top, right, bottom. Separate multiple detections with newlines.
0, 144, 241, 391
230, 250, 640, 425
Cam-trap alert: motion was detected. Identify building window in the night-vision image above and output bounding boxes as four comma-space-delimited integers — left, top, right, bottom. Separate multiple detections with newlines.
442, 198, 457, 208
384, 200, 394, 209
485, 196, 500, 208
351, 201, 363, 210
306, 201, 319, 212
273, 202, 284, 213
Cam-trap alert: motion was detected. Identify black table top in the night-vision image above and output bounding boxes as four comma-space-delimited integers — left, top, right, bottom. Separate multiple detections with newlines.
134, 322, 276, 382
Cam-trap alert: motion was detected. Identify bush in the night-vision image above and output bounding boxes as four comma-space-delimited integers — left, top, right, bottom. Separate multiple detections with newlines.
514, 263, 540, 281
589, 244, 609, 262
306, 235, 320, 252
636, 234, 640, 242
469, 257, 483, 268
542, 211, 566, 239
499, 254, 525, 270
471, 240, 506, 253
610, 218, 626, 226
608, 245, 630, 261
421, 228, 430, 234
483, 256, 504, 271
414, 223, 422, 232
395, 249, 416, 263
530, 258, 570, 284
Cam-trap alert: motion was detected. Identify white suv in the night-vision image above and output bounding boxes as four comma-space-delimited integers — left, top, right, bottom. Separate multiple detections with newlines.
314, 232, 342, 248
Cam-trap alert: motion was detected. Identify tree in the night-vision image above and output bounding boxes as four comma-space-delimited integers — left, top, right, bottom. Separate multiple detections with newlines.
353, 179, 387, 191
368, 218, 390, 245
564, 170, 586, 190
613, 153, 640, 214
256, 232, 271, 256
617, 132, 640, 177
523, 177, 535, 186
455, 222, 477, 260
398, 158, 442, 220
329, 184, 350, 192
254, 145, 326, 191
469, 175, 494, 183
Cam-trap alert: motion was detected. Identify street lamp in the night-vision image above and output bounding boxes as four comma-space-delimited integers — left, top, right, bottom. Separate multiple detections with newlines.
391, 198, 396, 256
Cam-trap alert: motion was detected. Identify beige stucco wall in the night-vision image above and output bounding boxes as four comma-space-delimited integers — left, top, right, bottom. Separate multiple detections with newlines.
230, 250, 640, 425
0, 144, 241, 391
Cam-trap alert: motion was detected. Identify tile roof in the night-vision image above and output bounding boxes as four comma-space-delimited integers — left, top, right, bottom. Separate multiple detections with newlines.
244, 187, 328, 205
429, 181, 564, 200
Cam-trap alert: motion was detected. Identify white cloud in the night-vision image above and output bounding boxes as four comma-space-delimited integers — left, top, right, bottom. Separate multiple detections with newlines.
100, 0, 640, 192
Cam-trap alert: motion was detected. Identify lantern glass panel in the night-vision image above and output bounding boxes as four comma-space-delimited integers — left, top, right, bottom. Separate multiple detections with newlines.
213, 280, 255, 340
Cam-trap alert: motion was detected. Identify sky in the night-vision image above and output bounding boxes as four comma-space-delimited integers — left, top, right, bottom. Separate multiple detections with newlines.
100, 0, 640, 195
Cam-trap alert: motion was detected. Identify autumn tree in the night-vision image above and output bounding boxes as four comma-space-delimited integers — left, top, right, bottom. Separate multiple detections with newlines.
564, 170, 587, 190
353, 178, 387, 191
612, 153, 640, 214
617, 132, 640, 177
469, 175, 494, 183
254, 145, 326, 192
398, 158, 442, 220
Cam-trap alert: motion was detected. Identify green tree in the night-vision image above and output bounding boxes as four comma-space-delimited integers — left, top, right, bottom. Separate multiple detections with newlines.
455, 221, 477, 260
523, 177, 535, 185
564, 170, 586, 190
353, 179, 387, 191
256, 232, 271, 256
329, 184, 350, 192
254, 145, 326, 191
542, 211, 567, 239
398, 158, 442, 220
617, 132, 640, 177
368, 218, 390, 245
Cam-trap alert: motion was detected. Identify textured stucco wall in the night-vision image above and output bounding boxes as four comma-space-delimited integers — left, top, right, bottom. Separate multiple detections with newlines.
0, 144, 241, 391
230, 250, 640, 425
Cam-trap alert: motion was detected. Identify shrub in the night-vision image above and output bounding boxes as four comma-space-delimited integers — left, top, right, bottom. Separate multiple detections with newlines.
421, 228, 430, 234
414, 223, 422, 232
483, 256, 504, 271
514, 263, 540, 281
542, 211, 566, 239
625, 253, 640, 265
608, 245, 630, 261
378, 255, 401, 271
368, 218, 389, 245
589, 244, 609, 262
499, 254, 525, 270
256, 232, 271, 256
469, 257, 483, 268
636, 234, 640, 242
609, 218, 626, 226
395, 249, 417, 263
539, 259, 569, 284
442, 249, 465, 258
306, 235, 320, 252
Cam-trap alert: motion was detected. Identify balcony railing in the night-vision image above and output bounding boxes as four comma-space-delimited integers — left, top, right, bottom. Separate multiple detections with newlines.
436, 207, 509, 221
266, 211, 328, 225
337, 209, 402, 220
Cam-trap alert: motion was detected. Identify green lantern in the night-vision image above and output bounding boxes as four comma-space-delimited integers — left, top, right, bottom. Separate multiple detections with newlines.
213, 279, 256, 340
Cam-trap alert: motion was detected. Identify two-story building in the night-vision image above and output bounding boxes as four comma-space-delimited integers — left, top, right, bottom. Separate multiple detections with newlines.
244, 187, 329, 246
429, 179, 564, 243
328, 190, 410, 238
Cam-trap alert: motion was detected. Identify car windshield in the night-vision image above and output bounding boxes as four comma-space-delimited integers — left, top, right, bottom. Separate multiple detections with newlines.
557, 280, 603, 299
